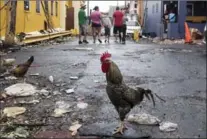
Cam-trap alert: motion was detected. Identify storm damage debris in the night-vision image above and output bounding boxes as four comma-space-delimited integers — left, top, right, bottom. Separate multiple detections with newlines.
49, 75, 54, 83
127, 113, 161, 125
2, 58, 16, 66
65, 88, 75, 94
69, 121, 82, 136
70, 76, 79, 80
3, 107, 26, 118
77, 102, 88, 109
52, 101, 72, 117
0, 127, 29, 138
4, 83, 37, 96
159, 121, 178, 132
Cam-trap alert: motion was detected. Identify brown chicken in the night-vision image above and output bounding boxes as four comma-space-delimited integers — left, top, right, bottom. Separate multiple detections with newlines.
100, 51, 157, 134
10, 56, 34, 77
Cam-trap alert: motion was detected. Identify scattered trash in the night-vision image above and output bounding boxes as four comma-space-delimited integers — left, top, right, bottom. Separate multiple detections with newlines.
1, 127, 29, 138
4, 83, 37, 96
70, 76, 79, 80
49, 75, 54, 83
0, 93, 7, 100
40, 89, 50, 96
53, 90, 61, 95
93, 80, 99, 83
159, 121, 178, 132
18, 100, 40, 104
3, 107, 26, 118
65, 88, 74, 94
77, 102, 88, 109
2, 58, 16, 66
69, 121, 82, 136
190, 28, 203, 40
5, 76, 17, 80
30, 73, 40, 76
73, 47, 94, 51
127, 113, 161, 125
52, 101, 72, 117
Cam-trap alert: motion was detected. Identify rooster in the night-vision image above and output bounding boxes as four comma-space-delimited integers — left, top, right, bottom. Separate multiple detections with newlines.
100, 51, 163, 135
10, 56, 34, 78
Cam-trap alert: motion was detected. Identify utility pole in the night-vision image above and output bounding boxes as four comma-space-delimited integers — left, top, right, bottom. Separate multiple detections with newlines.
4, 0, 17, 47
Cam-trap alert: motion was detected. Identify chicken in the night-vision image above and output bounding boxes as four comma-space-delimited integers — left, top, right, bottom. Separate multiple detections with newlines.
100, 51, 157, 135
10, 56, 34, 78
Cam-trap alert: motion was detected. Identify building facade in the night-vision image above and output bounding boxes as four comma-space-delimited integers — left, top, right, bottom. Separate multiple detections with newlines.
140, 0, 206, 39
0, 0, 83, 40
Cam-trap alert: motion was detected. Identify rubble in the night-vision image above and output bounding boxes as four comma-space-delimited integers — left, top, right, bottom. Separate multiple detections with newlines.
65, 88, 74, 94
69, 121, 82, 136
0, 127, 29, 138
18, 100, 40, 104
49, 75, 54, 83
3, 107, 26, 117
70, 76, 79, 80
4, 83, 37, 96
159, 121, 178, 132
190, 28, 203, 40
77, 102, 88, 109
40, 89, 50, 96
2, 58, 16, 66
5, 76, 17, 80
53, 90, 61, 95
52, 101, 72, 117
127, 113, 161, 125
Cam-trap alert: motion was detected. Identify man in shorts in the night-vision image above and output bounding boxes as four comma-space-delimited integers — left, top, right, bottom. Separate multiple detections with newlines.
113, 6, 124, 43
78, 3, 89, 44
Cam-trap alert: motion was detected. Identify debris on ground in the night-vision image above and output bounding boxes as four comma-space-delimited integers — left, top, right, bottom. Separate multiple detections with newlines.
17, 100, 40, 104
70, 76, 79, 80
93, 80, 99, 83
39, 89, 50, 96
48, 76, 54, 83
190, 28, 203, 40
69, 121, 82, 136
65, 88, 74, 94
5, 76, 18, 80
30, 73, 40, 76
53, 90, 61, 95
3, 107, 26, 118
127, 113, 161, 125
159, 121, 178, 132
0, 127, 29, 138
4, 83, 37, 96
2, 58, 16, 66
73, 47, 94, 51
77, 102, 88, 109
52, 101, 72, 117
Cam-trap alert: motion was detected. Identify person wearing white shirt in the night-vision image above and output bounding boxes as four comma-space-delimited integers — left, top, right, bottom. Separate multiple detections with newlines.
101, 13, 112, 43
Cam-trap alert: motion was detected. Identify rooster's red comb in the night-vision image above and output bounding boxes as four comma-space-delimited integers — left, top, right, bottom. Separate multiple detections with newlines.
100, 51, 111, 62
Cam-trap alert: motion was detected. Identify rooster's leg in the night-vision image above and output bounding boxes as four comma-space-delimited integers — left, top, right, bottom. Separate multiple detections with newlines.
113, 121, 127, 135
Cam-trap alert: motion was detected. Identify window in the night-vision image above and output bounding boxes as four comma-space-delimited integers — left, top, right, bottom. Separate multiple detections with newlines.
134, 4, 137, 8
187, 3, 194, 16
36, 0, 40, 13
51, 0, 54, 15
55, 1, 58, 16
24, 0, 30, 11
156, 3, 158, 13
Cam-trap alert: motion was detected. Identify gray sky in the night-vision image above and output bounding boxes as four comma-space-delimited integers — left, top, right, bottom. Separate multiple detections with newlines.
86, 1, 125, 14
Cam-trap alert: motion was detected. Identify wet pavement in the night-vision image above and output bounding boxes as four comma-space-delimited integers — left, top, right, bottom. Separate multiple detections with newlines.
0, 38, 206, 138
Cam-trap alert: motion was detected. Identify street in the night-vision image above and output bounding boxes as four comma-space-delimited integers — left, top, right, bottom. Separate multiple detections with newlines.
0, 38, 206, 138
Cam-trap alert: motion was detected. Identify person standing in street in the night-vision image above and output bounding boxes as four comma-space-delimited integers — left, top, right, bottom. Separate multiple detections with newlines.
90, 6, 102, 44
78, 3, 89, 44
121, 8, 128, 44
113, 6, 124, 43
101, 12, 112, 43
